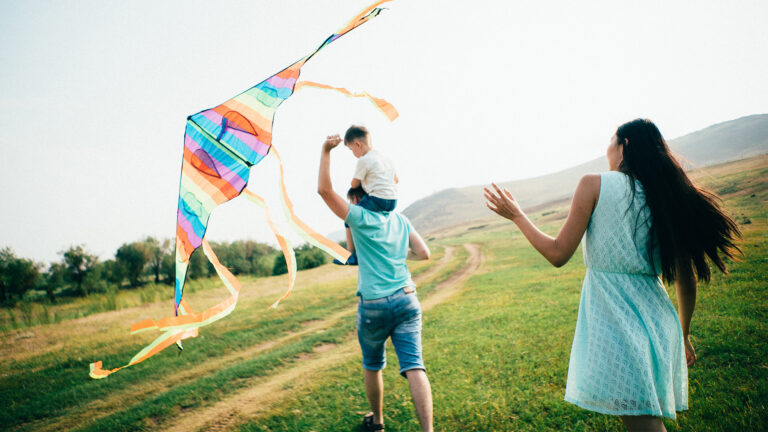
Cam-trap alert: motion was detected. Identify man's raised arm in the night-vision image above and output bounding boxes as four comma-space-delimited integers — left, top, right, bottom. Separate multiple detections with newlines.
317, 134, 350, 220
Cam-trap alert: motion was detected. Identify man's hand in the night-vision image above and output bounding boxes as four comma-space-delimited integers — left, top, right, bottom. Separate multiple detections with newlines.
318, 134, 349, 220
323, 134, 342, 152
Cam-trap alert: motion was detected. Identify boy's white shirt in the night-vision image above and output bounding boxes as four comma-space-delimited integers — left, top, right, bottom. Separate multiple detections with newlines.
353, 149, 398, 200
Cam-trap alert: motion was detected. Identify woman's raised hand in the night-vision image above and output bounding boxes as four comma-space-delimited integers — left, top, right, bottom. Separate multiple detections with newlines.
484, 183, 524, 222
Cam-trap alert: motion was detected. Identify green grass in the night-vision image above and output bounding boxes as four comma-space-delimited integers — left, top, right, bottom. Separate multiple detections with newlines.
237, 156, 768, 432
0, 277, 225, 331
2, 155, 766, 432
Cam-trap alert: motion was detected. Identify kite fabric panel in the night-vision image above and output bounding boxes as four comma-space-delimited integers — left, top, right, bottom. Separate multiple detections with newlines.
90, 0, 397, 379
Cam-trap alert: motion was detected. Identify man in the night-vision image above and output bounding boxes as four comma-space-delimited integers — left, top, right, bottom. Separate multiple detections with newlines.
317, 134, 433, 432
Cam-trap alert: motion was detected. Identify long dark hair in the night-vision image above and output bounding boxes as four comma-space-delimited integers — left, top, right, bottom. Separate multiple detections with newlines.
616, 118, 741, 282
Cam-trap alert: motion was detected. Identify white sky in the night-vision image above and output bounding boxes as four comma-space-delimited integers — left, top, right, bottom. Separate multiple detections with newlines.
1, 0, 767, 264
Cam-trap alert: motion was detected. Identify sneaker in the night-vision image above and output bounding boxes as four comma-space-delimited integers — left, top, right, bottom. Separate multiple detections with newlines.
362, 412, 384, 431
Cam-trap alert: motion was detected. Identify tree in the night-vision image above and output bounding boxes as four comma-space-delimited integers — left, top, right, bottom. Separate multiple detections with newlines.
43, 262, 68, 303
101, 259, 125, 286
161, 254, 175, 285
252, 254, 275, 277
296, 244, 328, 270
116, 242, 149, 287
0, 248, 41, 304
272, 253, 288, 276
188, 248, 211, 279
144, 237, 171, 284
61, 245, 98, 297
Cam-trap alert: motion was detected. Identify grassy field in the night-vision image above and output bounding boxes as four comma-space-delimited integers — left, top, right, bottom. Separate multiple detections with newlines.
1, 155, 766, 431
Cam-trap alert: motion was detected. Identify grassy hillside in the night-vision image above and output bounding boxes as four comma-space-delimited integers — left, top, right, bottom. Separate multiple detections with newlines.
1, 155, 766, 431
404, 114, 768, 234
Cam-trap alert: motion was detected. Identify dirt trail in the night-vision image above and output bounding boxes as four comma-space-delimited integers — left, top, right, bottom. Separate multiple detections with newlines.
1, 264, 357, 365
21, 247, 457, 432
163, 244, 481, 432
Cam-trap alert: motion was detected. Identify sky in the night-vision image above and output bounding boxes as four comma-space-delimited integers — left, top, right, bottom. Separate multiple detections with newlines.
1, 0, 767, 264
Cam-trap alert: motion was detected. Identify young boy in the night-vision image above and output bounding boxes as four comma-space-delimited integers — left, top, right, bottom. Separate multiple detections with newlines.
345, 125, 398, 212
338, 125, 399, 265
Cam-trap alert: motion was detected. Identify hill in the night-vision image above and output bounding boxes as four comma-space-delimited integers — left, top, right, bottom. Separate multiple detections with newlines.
403, 114, 768, 233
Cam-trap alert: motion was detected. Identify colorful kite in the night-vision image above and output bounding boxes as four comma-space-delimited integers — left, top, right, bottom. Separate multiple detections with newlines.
90, 0, 397, 379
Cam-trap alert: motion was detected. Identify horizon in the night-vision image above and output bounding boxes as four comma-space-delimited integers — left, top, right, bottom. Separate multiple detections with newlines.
2, 0, 767, 263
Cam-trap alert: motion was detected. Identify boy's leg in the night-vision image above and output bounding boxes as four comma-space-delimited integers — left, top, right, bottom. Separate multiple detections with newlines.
364, 369, 384, 425
358, 196, 397, 213
334, 227, 357, 265
405, 369, 433, 432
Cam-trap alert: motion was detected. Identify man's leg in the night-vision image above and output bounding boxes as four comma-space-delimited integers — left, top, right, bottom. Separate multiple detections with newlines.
390, 290, 431, 432
620, 415, 667, 432
405, 369, 433, 432
364, 369, 384, 425
357, 298, 389, 429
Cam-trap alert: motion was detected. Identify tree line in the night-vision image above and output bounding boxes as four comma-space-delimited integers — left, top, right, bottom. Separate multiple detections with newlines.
0, 238, 331, 306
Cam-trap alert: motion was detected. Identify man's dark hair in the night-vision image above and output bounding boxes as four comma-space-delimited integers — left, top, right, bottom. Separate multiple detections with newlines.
344, 125, 369, 144
347, 186, 367, 201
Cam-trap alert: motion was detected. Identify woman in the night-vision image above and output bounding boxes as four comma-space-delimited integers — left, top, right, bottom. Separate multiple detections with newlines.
484, 119, 741, 431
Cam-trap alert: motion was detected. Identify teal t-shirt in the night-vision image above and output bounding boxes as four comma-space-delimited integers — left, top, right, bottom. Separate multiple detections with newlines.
345, 205, 415, 300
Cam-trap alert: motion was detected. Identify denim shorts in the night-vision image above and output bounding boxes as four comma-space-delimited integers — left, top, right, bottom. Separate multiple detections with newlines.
359, 195, 397, 212
356, 287, 424, 377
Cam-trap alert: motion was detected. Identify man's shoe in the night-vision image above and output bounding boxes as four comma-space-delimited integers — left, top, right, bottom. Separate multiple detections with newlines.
362, 412, 384, 431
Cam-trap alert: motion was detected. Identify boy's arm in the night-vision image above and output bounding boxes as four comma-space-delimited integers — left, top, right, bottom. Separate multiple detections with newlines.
352, 157, 367, 187
394, 173, 399, 184
317, 135, 350, 220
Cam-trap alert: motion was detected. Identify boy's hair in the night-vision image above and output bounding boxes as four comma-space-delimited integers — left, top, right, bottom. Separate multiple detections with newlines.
347, 186, 367, 201
344, 125, 369, 145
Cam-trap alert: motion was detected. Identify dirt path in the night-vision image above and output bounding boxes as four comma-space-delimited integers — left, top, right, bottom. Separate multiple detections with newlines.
163, 243, 482, 432
21, 247, 458, 432
1, 264, 358, 365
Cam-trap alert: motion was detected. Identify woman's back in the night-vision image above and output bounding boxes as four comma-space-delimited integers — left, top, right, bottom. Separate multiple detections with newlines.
584, 171, 660, 275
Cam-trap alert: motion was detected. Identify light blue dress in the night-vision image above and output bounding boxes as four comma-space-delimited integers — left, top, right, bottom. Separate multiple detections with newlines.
564, 171, 688, 419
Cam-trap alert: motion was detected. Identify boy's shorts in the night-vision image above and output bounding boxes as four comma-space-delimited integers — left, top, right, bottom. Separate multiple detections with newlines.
345, 196, 397, 228
359, 195, 397, 212
356, 287, 425, 377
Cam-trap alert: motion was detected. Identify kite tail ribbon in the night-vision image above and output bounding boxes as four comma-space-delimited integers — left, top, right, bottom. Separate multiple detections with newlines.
270, 144, 352, 264
294, 81, 399, 121
241, 189, 298, 309
89, 240, 239, 379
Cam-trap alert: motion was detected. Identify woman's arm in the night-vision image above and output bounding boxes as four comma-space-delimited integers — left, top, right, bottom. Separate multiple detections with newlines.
484, 174, 600, 267
675, 262, 697, 366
